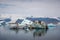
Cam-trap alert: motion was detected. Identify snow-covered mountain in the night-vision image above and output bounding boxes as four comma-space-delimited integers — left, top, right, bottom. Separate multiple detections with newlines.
57, 17, 60, 20
26, 17, 60, 24
0, 16, 60, 25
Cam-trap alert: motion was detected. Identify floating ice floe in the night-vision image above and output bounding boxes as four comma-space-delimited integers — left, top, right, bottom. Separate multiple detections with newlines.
47, 23, 56, 27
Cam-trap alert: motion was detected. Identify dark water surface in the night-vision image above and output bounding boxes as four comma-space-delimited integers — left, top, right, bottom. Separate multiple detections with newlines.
0, 25, 60, 40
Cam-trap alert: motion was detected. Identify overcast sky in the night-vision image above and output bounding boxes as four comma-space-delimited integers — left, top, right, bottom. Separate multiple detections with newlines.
0, 0, 60, 18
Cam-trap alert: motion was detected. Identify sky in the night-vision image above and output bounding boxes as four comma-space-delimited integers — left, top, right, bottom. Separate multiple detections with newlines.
0, 0, 60, 19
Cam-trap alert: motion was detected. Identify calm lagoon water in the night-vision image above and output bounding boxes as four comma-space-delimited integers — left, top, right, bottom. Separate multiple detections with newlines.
0, 25, 60, 40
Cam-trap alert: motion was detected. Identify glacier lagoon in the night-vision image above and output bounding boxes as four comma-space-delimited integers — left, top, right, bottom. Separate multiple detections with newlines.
0, 24, 60, 40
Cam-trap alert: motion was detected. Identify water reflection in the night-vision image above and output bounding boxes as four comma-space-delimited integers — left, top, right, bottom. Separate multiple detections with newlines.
0, 23, 60, 40
10, 28, 20, 34
1, 24, 60, 40
10, 28, 48, 37
33, 29, 48, 37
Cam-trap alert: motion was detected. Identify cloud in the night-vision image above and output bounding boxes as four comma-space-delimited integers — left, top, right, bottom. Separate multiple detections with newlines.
0, 3, 9, 8
9, 0, 60, 2
0, 0, 60, 2
0, 3, 15, 8
0, 0, 60, 17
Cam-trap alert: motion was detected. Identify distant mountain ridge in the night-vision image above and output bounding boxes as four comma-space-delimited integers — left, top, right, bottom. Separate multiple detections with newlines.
0, 17, 60, 24
26, 17, 60, 24
57, 17, 60, 20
